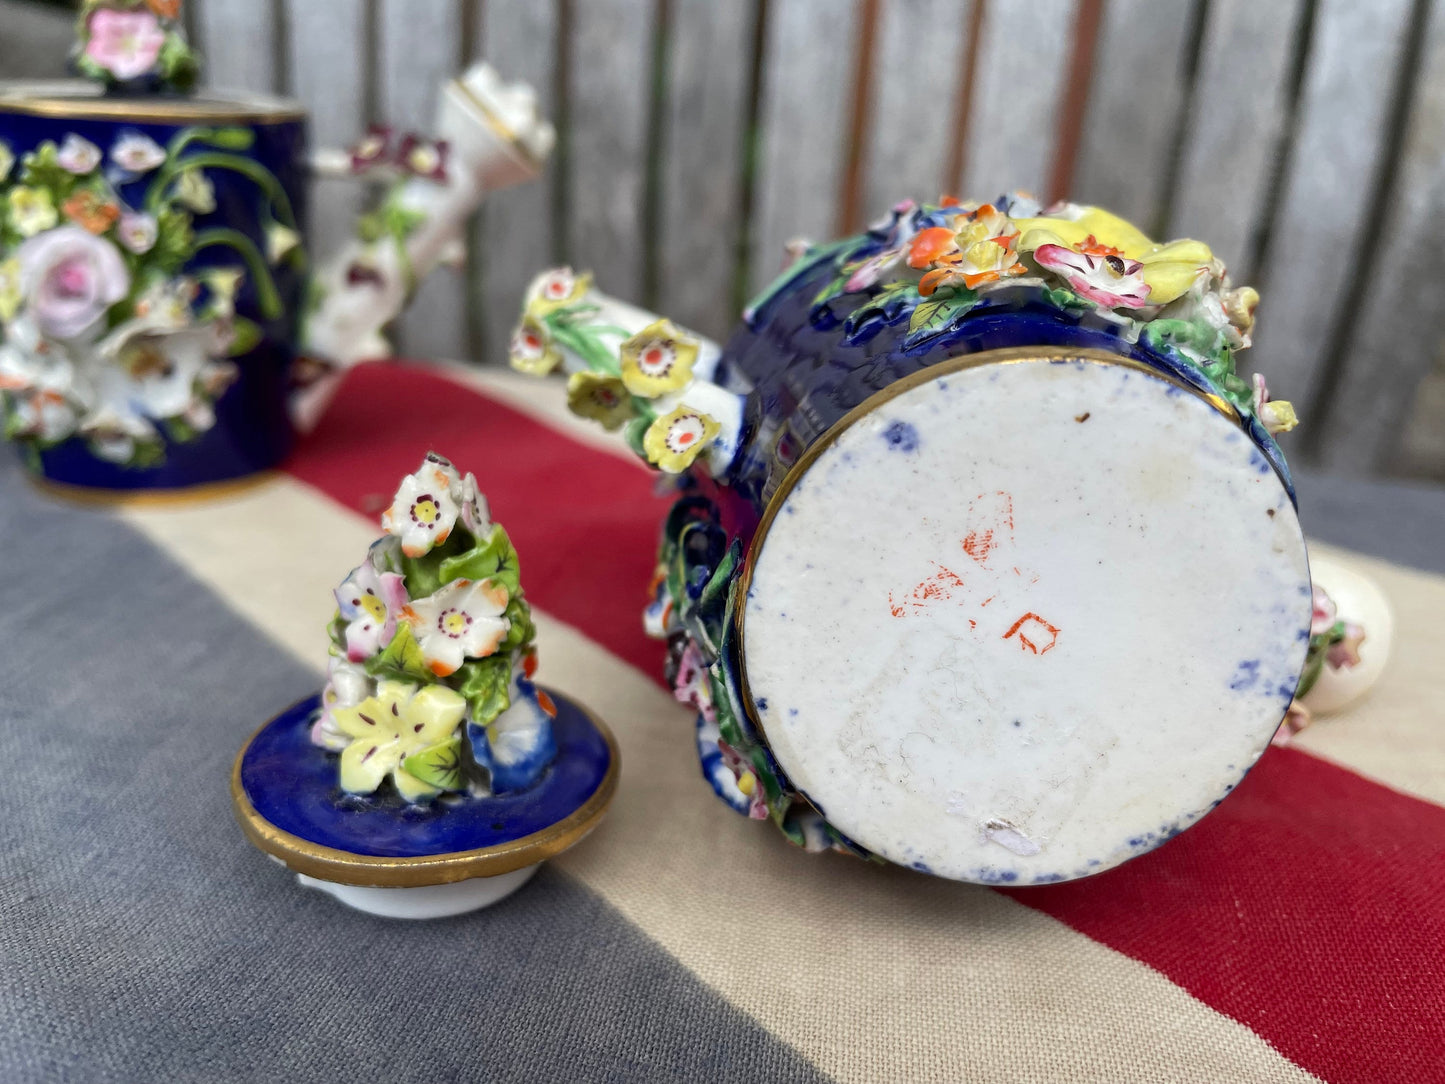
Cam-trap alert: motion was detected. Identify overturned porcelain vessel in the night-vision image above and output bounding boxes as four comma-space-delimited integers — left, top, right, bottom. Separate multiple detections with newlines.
510, 195, 1333, 885
232, 453, 617, 918
0, 1, 553, 494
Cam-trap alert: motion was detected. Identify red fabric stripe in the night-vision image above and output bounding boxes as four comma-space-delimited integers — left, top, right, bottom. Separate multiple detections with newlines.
287, 363, 1445, 1084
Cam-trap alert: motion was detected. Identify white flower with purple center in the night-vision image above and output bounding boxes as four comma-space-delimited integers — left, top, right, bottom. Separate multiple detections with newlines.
335, 560, 409, 662
57, 134, 102, 175
403, 578, 511, 677
110, 131, 166, 174
117, 211, 158, 254
381, 456, 463, 557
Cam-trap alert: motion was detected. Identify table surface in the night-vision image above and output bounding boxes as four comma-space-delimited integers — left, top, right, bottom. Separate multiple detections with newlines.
3, 362, 1442, 1084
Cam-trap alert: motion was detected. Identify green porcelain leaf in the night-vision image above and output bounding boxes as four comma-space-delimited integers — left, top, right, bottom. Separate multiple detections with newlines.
455, 654, 512, 728
225, 317, 264, 358
402, 735, 465, 791
907, 288, 977, 339
500, 595, 536, 653
438, 525, 522, 596
369, 624, 434, 684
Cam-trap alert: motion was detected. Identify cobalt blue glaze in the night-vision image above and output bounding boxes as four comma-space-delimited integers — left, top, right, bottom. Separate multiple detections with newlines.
712, 245, 1295, 522
240, 689, 611, 859
0, 101, 307, 490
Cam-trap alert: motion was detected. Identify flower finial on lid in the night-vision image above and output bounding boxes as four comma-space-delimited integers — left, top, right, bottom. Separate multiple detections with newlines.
71, 1, 201, 96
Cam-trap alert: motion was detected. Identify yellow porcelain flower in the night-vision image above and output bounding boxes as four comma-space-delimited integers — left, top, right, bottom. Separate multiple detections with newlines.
331, 680, 467, 802
525, 266, 593, 317
0, 257, 21, 322
8, 186, 58, 237
567, 371, 634, 430
643, 404, 720, 473
619, 319, 699, 397
1011, 206, 1214, 305
508, 316, 563, 375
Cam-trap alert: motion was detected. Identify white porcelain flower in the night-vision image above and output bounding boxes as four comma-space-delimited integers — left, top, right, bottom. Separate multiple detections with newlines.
57, 134, 102, 175
78, 404, 158, 463
117, 211, 158, 254
403, 578, 511, 677
0, 142, 13, 182
0, 349, 77, 441
458, 471, 491, 537
335, 560, 409, 662
381, 454, 463, 557
109, 131, 166, 174
174, 169, 215, 213
312, 658, 373, 751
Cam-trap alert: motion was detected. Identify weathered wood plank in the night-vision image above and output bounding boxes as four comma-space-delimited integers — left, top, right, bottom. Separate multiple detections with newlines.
1166, 0, 1304, 278
478, 0, 560, 365
377, 0, 466, 360
195, 0, 279, 92
749, 0, 861, 295
284, 0, 368, 284
959, 0, 1076, 201
658, 0, 756, 340
1251, 0, 1415, 420
861, 0, 972, 216
1072, 0, 1194, 230
566, 0, 655, 303
1316, 2, 1445, 474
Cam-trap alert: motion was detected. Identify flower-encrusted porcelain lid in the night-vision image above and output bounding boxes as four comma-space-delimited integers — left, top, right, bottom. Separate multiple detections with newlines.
232, 453, 618, 888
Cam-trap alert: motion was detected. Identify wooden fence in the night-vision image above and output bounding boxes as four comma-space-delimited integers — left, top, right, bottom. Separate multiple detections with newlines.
5, 0, 1445, 479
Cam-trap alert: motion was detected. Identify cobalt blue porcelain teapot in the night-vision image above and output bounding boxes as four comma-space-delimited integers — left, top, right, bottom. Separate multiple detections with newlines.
507, 194, 1336, 886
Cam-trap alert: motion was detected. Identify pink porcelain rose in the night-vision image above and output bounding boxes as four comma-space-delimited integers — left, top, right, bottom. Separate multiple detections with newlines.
18, 226, 130, 340
84, 8, 166, 81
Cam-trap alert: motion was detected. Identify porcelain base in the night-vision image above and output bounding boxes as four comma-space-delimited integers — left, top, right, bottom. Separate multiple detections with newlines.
296, 864, 541, 919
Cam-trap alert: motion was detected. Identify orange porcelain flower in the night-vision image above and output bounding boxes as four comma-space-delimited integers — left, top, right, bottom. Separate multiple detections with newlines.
906, 203, 1027, 295
62, 190, 121, 235
146, 0, 182, 18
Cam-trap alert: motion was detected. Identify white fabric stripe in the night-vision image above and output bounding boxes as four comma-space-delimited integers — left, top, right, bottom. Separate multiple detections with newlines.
120, 475, 1322, 1083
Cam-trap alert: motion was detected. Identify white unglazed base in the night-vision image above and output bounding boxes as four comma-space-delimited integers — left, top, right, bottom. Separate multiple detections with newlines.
1302, 555, 1394, 715
744, 357, 1311, 884
296, 863, 541, 919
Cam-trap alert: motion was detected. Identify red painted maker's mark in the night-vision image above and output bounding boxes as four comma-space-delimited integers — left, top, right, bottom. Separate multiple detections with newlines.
890, 563, 966, 617
1003, 612, 1061, 655
961, 491, 1014, 567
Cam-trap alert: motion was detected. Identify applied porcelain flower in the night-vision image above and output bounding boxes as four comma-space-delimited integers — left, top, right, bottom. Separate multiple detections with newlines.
1252, 373, 1298, 434
619, 319, 699, 397
117, 211, 158, 254
382, 457, 463, 557
508, 316, 563, 375
1012, 204, 1214, 306
78, 404, 158, 463
526, 266, 592, 315
470, 676, 558, 794
907, 203, 1026, 295
458, 471, 492, 537
672, 641, 715, 723
331, 680, 468, 801
398, 135, 449, 182
105, 325, 218, 419
17, 226, 129, 339
84, 8, 166, 82
313, 658, 372, 751
403, 578, 511, 677
643, 404, 721, 473
57, 134, 102, 175
110, 131, 166, 174
1310, 585, 1338, 637
174, 169, 215, 214
0, 142, 13, 182
8, 187, 58, 238
1033, 242, 1150, 309
62, 190, 121, 235
336, 560, 410, 662
719, 741, 769, 820
349, 125, 393, 173
265, 222, 301, 264
0, 257, 20, 322
567, 371, 633, 430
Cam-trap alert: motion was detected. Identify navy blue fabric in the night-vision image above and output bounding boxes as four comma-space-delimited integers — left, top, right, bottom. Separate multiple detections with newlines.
0, 461, 828, 1084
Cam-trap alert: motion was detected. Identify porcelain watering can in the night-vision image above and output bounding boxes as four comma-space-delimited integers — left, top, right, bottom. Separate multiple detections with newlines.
508, 194, 1345, 886
0, 1, 553, 496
